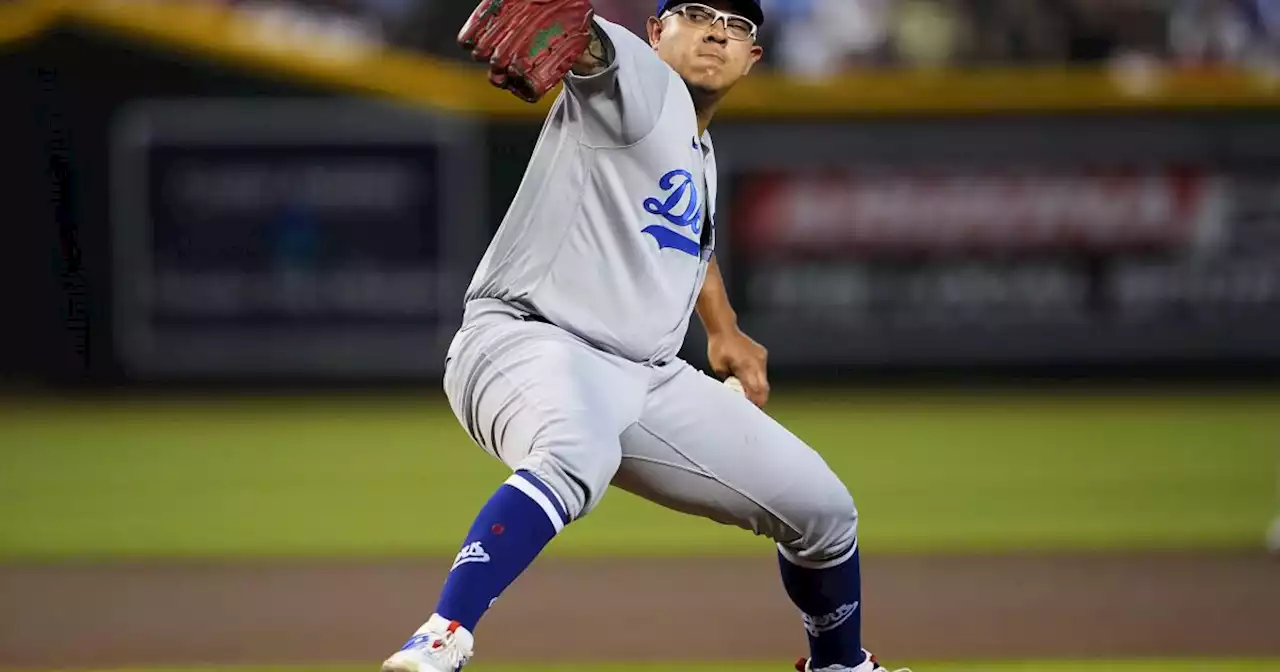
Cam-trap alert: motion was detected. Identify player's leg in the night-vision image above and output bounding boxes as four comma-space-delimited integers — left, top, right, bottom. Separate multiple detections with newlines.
615, 361, 892, 672
384, 311, 647, 672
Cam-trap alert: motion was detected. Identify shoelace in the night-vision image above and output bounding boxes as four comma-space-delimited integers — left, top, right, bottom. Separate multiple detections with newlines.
426, 629, 472, 670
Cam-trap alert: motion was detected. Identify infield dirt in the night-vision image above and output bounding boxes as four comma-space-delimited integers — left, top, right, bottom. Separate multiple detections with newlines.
1, 551, 1277, 668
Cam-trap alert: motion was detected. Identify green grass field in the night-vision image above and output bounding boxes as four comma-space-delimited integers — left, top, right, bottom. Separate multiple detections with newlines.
1, 390, 1277, 558
49, 661, 1280, 672
469, 663, 1280, 671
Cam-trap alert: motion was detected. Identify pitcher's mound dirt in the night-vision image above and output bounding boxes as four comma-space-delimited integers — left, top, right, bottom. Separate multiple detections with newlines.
1, 552, 1276, 668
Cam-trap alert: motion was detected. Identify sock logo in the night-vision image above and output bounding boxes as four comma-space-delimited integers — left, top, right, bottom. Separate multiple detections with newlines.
802, 602, 859, 637
451, 541, 491, 571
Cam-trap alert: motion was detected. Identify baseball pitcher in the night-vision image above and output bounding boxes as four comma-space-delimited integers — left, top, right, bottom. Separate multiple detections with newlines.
381, 2, 908, 671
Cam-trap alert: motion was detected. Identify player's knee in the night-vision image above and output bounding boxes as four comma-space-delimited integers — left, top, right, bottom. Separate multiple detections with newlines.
518, 433, 622, 523
782, 476, 859, 564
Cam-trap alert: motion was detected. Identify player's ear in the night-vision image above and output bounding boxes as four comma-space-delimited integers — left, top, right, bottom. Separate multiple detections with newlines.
744, 43, 763, 74
646, 16, 663, 48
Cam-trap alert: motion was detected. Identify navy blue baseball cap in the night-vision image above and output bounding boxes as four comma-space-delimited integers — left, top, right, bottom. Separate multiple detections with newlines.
656, 0, 764, 27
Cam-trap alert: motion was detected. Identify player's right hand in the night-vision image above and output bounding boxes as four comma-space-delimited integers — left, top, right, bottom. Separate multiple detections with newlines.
457, 0, 596, 103
708, 328, 770, 409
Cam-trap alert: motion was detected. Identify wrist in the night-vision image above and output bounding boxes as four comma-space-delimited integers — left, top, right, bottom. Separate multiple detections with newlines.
702, 311, 740, 339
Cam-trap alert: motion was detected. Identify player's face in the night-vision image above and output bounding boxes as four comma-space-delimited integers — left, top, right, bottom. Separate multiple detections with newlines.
648, 2, 763, 99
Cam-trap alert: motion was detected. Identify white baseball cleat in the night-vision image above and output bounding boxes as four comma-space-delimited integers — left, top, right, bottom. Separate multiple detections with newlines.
796, 650, 912, 672
381, 614, 474, 672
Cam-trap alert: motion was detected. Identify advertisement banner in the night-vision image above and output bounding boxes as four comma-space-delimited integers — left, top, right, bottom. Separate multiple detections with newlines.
723, 164, 1280, 367
110, 99, 483, 379
736, 167, 1225, 256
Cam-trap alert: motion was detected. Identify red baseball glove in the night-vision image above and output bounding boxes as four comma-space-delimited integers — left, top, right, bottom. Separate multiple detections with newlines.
458, 0, 596, 103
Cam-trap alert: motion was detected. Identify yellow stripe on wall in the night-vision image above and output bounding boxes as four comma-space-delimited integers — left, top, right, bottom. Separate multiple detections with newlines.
0, 0, 60, 46
4, 0, 1280, 118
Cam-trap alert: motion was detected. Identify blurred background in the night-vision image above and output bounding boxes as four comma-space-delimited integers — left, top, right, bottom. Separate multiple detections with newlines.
1, 1, 1279, 671
93, 0, 1280, 73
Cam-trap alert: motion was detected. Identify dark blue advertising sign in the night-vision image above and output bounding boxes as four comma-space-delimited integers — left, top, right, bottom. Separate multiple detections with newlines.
111, 99, 484, 379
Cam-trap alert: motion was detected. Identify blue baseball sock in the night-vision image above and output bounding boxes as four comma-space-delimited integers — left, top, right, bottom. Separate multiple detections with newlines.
778, 545, 866, 669
434, 470, 568, 632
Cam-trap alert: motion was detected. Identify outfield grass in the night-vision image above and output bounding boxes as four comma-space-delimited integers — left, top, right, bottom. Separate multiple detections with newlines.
58, 661, 1280, 672
0, 391, 1277, 558
493, 664, 1280, 672
470, 662, 1280, 672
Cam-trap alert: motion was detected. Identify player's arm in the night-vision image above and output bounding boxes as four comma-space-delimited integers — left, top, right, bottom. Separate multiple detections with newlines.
561, 16, 670, 145
570, 20, 615, 76
697, 256, 738, 338
698, 256, 770, 408
458, 0, 602, 104
461, 0, 669, 143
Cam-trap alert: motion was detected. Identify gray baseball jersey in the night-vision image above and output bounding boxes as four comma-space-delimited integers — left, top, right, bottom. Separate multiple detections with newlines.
444, 14, 858, 566
464, 15, 717, 365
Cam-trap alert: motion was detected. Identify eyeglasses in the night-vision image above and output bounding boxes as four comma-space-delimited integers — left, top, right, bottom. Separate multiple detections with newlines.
661, 3, 758, 42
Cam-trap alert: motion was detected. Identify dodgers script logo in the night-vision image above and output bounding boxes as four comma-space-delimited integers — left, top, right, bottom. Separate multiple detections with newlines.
642, 169, 702, 257
802, 602, 860, 637
451, 541, 491, 571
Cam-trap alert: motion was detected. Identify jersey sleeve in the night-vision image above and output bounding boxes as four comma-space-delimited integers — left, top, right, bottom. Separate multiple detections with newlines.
562, 15, 672, 147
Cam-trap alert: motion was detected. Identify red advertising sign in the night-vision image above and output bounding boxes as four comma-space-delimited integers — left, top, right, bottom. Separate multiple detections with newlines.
735, 167, 1225, 258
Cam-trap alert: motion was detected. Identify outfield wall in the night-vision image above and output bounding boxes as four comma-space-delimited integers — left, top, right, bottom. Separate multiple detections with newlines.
4, 1, 1280, 387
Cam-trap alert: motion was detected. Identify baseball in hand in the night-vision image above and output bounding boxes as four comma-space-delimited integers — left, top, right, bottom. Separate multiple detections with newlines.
724, 376, 745, 395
